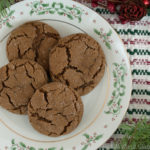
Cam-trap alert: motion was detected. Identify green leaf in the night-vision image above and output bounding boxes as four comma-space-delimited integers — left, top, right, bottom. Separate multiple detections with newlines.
121, 75, 124, 82
0, 0, 13, 17
78, 17, 81, 23
30, 10, 34, 15
74, 8, 81, 14
60, 147, 64, 150
113, 62, 118, 67
105, 42, 111, 50
83, 133, 90, 139
8, 10, 15, 17
65, 6, 73, 10
120, 66, 125, 72
105, 111, 111, 114
107, 30, 112, 36
103, 35, 107, 40
114, 82, 117, 88
48, 148, 56, 150
119, 92, 125, 96
10, 0, 14, 4
29, 147, 36, 150
59, 3, 64, 9
120, 84, 126, 89
41, 3, 49, 7
112, 91, 116, 96
94, 28, 100, 35
52, 2, 56, 8
12, 148, 16, 150
19, 142, 26, 148
38, 149, 44, 150
49, 10, 55, 14
6, 22, 12, 28
107, 100, 113, 106
38, 11, 45, 15
33, 2, 38, 8
57, 11, 64, 15
119, 86, 125, 96
67, 14, 73, 20
113, 70, 117, 78
95, 134, 103, 140
81, 144, 88, 150
117, 98, 121, 105
113, 109, 119, 113
120, 124, 133, 133
11, 139, 15, 144
0, 9, 7, 18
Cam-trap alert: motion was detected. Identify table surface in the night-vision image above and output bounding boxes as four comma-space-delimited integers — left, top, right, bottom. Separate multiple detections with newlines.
74, 1, 150, 150
9, 0, 150, 149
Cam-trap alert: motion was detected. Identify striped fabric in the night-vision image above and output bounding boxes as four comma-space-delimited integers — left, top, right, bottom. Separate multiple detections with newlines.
75, 1, 150, 149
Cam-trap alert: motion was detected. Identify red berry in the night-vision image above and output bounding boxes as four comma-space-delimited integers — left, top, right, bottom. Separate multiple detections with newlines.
143, 0, 150, 7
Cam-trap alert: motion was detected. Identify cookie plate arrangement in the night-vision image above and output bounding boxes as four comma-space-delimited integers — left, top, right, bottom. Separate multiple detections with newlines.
0, 0, 132, 149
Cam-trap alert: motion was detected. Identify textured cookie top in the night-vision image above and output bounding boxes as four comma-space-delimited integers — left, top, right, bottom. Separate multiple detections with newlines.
28, 82, 83, 137
7, 21, 60, 71
49, 33, 106, 96
0, 59, 48, 114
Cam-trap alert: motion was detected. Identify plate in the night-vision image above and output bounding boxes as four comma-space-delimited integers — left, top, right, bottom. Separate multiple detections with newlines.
0, 0, 132, 149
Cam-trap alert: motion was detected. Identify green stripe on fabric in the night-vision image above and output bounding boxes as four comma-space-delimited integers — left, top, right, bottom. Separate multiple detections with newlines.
127, 109, 150, 115
132, 69, 150, 75
114, 128, 125, 135
116, 29, 150, 36
132, 89, 150, 96
96, 8, 110, 14
127, 49, 150, 55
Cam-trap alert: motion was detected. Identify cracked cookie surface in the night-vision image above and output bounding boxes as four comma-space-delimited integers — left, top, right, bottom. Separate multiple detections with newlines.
7, 21, 60, 72
28, 82, 83, 137
0, 59, 48, 114
49, 33, 106, 96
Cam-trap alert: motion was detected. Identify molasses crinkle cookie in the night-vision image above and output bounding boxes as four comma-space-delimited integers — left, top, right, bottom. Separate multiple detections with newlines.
0, 59, 48, 114
7, 21, 60, 71
49, 33, 106, 96
28, 82, 83, 137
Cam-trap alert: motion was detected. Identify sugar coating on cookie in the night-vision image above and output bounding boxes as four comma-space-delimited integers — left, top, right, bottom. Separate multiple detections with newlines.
7, 21, 60, 71
49, 33, 106, 96
0, 59, 48, 114
28, 82, 83, 137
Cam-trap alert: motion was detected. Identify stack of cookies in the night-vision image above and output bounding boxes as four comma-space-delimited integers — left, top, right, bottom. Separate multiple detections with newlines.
0, 21, 105, 137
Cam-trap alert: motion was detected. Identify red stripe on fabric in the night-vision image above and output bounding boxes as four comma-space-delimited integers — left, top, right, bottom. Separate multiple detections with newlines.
147, 81, 150, 85
107, 18, 150, 26
132, 79, 150, 85
122, 118, 139, 123
130, 59, 150, 65
130, 98, 150, 105
122, 39, 150, 45
106, 138, 115, 144
123, 118, 150, 124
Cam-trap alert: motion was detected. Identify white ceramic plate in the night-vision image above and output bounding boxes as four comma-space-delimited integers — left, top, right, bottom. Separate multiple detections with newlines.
0, 0, 132, 149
